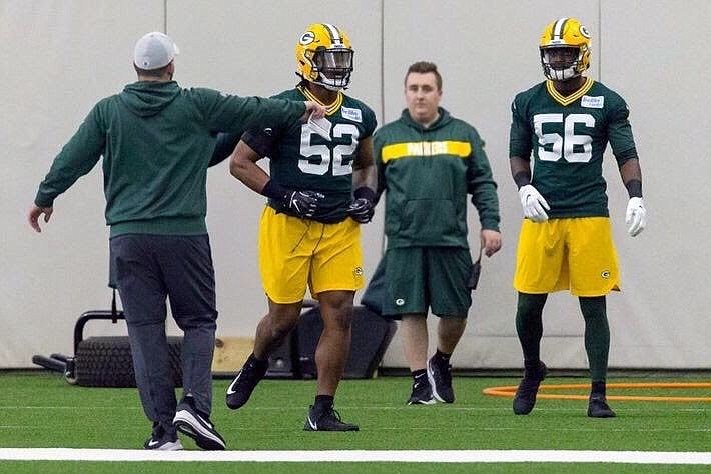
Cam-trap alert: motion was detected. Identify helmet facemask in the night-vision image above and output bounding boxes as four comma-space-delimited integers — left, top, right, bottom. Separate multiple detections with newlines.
311, 47, 353, 90
541, 46, 585, 81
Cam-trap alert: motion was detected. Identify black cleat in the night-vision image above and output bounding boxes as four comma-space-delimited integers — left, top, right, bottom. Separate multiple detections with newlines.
428, 356, 454, 403
304, 405, 359, 431
588, 395, 617, 418
144, 422, 182, 451
225, 355, 268, 410
173, 397, 226, 450
513, 361, 548, 415
407, 379, 436, 405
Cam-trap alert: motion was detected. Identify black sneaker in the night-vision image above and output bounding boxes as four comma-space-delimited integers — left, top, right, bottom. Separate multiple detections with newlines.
225, 355, 268, 410
144, 422, 182, 451
513, 361, 548, 415
173, 397, 226, 450
407, 379, 436, 405
427, 356, 454, 403
303, 405, 359, 431
588, 395, 617, 418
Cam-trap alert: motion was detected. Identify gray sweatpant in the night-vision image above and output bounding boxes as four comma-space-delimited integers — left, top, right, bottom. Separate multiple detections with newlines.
110, 233, 217, 432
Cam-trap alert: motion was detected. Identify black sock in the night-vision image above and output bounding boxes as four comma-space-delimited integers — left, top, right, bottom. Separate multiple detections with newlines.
516, 293, 548, 362
314, 394, 334, 411
579, 296, 610, 382
434, 349, 452, 365
591, 380, 606, 398
524, 359, 542, 372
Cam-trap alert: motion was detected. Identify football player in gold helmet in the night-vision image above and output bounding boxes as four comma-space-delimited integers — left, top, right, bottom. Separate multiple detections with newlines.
509, 18, 647, 418
223, 23, 377, 432
539, 17, 592, 83
295, 22, 354, 91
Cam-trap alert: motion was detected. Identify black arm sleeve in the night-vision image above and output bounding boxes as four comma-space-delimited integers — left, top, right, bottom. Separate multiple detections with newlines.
210, 133, 240, 167
241, 128, 277, 158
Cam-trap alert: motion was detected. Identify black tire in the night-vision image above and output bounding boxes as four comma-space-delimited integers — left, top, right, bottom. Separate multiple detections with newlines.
74, 336, 182, 388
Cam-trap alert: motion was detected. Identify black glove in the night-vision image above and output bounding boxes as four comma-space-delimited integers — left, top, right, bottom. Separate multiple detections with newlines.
261, 180, 323, 219
284, 190, 324, 218
347, 187, 376, 223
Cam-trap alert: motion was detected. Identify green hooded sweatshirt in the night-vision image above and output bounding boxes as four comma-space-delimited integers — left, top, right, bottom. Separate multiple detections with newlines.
35, 81, 305, 237
374, 108, 500, 249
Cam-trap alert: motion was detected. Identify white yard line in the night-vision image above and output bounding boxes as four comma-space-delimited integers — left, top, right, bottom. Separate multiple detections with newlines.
2, 406, 707, 412
1, 449, 710, 464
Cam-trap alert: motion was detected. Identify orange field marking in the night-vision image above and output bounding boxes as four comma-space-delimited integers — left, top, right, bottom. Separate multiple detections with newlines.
482, 382, 711, 402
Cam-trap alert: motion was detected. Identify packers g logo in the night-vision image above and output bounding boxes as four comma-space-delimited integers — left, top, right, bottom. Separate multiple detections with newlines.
580, 25, 591, 39
601, 270, 611, 279
299, 31, 315, 45
395, 298, 405, 306
353, 266, 363, 277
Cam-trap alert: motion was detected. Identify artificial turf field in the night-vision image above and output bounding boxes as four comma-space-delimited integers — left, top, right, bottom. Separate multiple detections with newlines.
1, 371, 710, 472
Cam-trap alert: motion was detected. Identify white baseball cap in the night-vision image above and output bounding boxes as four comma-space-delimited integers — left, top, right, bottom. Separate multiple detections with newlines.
133, 32, 179, 70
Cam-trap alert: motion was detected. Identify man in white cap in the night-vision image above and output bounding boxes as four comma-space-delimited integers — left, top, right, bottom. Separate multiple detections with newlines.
133, 31, 180, 71
28, 31, 326, 451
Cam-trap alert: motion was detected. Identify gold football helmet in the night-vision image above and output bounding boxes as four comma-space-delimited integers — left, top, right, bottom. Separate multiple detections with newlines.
539, 17, 591, 81
295, 23, 353, 90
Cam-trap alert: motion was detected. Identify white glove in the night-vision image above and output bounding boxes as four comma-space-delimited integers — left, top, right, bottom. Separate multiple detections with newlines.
626, 197, 646, 237
518, 185, 550, 222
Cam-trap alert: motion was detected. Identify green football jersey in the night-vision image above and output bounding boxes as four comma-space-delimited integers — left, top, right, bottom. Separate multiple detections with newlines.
509, 78, 638, 218
244, 86, 377, 223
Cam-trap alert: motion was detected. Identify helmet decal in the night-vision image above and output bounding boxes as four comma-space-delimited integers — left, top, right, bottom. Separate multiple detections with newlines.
299, 32, 315, 45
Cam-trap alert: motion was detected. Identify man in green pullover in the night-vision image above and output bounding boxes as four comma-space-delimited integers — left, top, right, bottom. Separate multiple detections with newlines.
28, 31, 325, 451
371, 61, 502, 405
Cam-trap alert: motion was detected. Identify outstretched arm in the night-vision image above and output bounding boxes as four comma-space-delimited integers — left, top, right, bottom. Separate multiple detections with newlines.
31, 105, 106, 233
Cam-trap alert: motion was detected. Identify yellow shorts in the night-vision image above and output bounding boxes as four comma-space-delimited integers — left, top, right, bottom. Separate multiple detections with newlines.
258, 206, 364, 303
513, 217, 620, 296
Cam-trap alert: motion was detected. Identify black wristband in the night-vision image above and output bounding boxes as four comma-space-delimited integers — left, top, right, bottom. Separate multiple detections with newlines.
513, 171, 531, 189
625, 179, 643, 198
261, 179, 289, 201
353, 186, 376, 202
